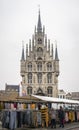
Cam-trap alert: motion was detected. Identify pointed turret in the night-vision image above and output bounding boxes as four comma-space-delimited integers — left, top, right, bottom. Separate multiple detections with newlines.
20, 41, 25, 78
37, 9, 42, 33
32, 35, 34, 51
26, 44, 28, 58
48, 39, 50, 54
21, 41, 25, 60
51, 43, 53, 58
43, 25, 45, 34
54, 42, 59, 76
55, 43, 59, 60
29, 39, 31, 56
45, 34, 47, 49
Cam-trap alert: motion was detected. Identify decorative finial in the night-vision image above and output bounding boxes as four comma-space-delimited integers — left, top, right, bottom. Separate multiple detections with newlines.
38, 4, 40, 12
21, 40, 25, 60
55, 40, 57, 48
22, 40, 24, 48
55, 40, 59, 60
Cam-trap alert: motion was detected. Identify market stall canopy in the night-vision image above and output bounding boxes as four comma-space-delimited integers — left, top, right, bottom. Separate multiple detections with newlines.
32, 95, 79, 105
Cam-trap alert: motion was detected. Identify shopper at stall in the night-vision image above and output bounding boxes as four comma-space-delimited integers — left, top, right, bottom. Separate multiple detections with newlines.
58, 106, 65, 128
50, 108, 56, 128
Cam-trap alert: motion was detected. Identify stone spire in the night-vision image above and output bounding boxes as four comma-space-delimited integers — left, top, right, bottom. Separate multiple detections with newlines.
48, 39, 50, 53
37, 9, 42, 33
45, 34, 47, 49
51, 43, 53, 58
21, 41, 25, 60
26, 44, 28, 58
55, 41, 59, 60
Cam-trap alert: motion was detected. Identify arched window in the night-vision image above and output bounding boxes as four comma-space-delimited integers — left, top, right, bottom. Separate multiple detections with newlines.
27, 86, 32, 95
28, 73, 32, 83
37, 62, 42, 71
47, 62, 52, 71
28, 63, 32, 71
47, 73, 52, 83
47, 86, 52, 94
37, 47, 43, 56
38, 73, 42, 83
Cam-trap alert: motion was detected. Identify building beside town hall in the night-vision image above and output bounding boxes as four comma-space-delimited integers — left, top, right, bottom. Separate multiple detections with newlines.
20, 10, 59, 97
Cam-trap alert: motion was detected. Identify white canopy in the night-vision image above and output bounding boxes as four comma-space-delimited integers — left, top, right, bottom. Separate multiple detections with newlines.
32, 95, 79, 105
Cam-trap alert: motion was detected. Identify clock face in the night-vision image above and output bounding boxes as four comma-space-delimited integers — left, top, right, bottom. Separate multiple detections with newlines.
38, 38, 42, 44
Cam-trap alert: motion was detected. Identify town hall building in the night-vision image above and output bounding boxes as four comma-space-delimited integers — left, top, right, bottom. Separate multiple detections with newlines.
20, 10, 59, 97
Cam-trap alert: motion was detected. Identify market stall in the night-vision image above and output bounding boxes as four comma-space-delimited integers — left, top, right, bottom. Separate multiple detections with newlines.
0, 94, 79, 129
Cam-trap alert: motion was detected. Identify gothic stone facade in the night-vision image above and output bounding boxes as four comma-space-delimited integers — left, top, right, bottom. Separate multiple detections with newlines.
20, 11, 59, 97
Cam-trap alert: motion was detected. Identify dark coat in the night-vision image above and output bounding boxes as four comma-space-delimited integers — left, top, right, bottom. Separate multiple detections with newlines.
58, 109, 65, 120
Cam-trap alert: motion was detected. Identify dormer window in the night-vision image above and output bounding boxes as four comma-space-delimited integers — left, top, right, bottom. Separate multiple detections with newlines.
38, 38, 42, 44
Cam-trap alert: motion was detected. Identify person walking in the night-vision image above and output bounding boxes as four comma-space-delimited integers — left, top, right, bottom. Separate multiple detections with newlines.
58, 106, 65, 128
50, 108, 56, 128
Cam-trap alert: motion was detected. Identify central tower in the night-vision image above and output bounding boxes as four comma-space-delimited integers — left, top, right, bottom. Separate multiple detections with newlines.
20, 10, 59, 97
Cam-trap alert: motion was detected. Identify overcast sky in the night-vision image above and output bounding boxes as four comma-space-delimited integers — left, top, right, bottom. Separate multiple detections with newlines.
0, 0, 79, 93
